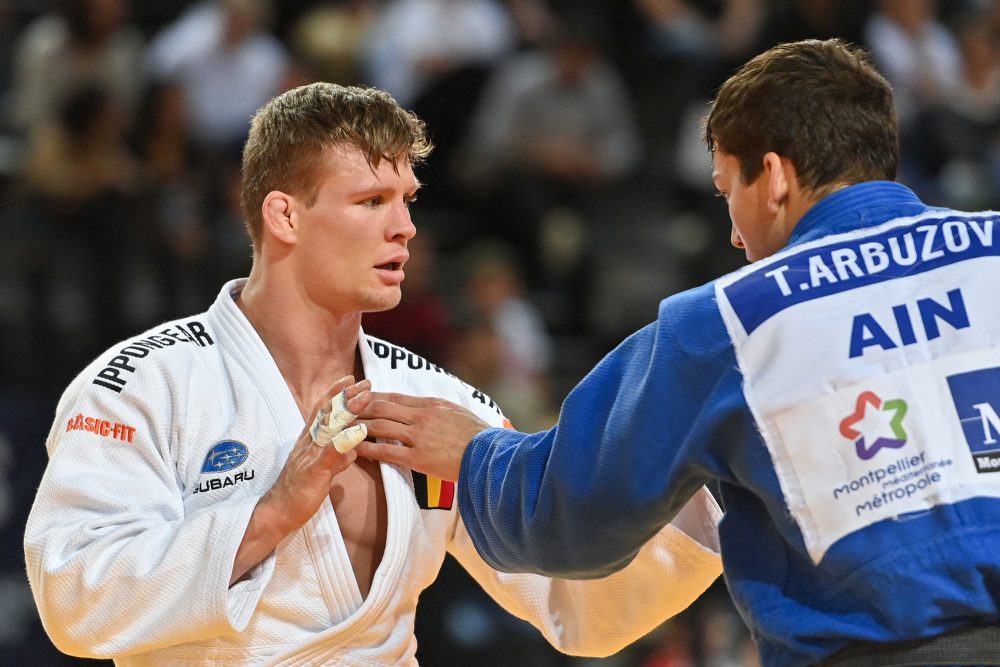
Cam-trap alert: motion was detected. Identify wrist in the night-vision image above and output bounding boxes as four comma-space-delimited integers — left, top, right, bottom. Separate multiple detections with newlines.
252, 490, 298, 539
230, 494, 294, 586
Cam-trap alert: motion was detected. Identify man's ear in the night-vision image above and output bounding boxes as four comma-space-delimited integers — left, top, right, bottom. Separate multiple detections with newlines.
762, 152, 791, 215
261, 191, 297, 245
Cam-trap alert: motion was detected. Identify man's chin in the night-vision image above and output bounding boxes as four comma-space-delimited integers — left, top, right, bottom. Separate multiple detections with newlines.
362, 293, 403, 314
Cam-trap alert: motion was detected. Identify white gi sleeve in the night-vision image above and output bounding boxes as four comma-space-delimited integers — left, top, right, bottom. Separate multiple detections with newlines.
447, 486, 722, 657
23, 367, 271, 659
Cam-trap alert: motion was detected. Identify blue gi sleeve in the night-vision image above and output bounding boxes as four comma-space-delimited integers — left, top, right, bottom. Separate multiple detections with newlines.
458, 283, 739, 578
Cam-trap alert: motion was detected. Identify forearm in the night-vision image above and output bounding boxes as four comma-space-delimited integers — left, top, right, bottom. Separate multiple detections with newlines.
459, 425, 660, 577
230, 494, 292, 585
230, 378, 369, 584
457, 319, 720, 577
26, 496, 259, 658
452, 489, 721, 657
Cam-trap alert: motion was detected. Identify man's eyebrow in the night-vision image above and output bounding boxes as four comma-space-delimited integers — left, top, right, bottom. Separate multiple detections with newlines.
348, 179, 422, 197
348, 184, 386, 197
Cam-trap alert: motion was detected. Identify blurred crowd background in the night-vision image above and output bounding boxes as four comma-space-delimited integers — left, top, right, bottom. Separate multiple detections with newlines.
1, 0, 999, 665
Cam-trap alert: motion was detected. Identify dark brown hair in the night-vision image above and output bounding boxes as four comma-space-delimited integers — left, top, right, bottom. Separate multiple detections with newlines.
705, 39, 898, 194
241, 83, 433, 252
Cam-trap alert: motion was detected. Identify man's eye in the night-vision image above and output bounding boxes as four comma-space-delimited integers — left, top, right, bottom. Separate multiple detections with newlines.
715, 191, 728, 201
363, 196, 383, 207
404, 195, 418, 207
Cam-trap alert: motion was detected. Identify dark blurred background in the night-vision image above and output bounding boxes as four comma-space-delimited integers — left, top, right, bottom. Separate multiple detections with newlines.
2, 0, 999, 665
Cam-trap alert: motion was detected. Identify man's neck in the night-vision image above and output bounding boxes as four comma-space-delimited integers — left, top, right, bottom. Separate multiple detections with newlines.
237, 268, 364, 417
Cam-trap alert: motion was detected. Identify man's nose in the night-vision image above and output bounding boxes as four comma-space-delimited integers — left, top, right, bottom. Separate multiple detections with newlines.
731, 226, 745, 249
389, 204, 416, 240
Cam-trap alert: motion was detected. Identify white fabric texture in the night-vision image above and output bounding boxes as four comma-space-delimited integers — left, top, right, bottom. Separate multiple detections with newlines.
25, 279, 722, 665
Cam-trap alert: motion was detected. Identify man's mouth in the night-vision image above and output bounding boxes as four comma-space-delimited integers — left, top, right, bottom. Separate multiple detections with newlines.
376, 262, 402, 271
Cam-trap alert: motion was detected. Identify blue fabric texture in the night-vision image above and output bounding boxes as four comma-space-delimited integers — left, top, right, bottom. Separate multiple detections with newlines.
458, 182, 1000, 667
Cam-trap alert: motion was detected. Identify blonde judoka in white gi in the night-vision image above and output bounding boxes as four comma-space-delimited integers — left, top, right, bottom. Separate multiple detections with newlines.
26, 80, 722, 666
24, 279, 722, 666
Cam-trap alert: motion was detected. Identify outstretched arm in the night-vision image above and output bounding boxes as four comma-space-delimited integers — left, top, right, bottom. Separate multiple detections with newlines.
359, 291, 734, 580
359, 390, 724, 655
452, 306, 736, 578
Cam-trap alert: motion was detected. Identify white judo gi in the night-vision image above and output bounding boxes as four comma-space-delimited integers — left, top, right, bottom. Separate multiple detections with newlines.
24, 279, 722, 666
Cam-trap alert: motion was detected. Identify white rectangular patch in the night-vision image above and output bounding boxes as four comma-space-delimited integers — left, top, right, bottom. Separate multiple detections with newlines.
771, 349, 1000, 561
715, 211, 1000, 563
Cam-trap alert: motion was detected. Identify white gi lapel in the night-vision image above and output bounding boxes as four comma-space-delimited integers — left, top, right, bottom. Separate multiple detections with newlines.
358, 329, 418, 592
296, 330, 418, 624
210, 280, 305, 463
214, 280, 367, 620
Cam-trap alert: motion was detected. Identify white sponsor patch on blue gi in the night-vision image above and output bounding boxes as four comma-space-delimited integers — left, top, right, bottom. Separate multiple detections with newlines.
715, 210, 1000, 562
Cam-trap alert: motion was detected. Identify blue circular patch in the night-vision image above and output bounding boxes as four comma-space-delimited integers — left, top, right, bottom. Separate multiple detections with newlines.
201, 440, 249, 473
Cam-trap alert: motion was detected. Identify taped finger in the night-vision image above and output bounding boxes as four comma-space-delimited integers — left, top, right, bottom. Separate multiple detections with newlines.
309, 405, 331, 443
328, 388, 358, 430
330, 423, 367, 453
310, 389, 360, 446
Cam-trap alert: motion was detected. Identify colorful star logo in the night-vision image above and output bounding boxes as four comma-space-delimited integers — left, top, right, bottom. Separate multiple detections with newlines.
839, 391, 908, 460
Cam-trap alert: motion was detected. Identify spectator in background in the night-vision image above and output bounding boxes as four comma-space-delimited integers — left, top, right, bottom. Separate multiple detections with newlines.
451, 241, 554, 431
631, 0, 717, 62
20, 85, 136, 204
7, 0, 143, 136
626, 0, 766, 180
287, 0, 381, 86
18, 83, 139, 355
462, 24, 640, 200
748, 0, 868, 63
632, 0, 764, 65
394, 0, 562, 211
144, 0, 295, 155
459, 20, 640, 330
361, 0, 517, 107
863, 0, 962, 126
131, 79, 215, 319
905, 7, 1000, 209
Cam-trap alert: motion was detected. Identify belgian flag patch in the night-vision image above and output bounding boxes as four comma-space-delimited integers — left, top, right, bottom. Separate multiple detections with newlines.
412, 472, 454, 510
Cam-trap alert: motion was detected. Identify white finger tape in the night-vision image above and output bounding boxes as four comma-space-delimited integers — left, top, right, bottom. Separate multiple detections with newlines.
310, 406, 330, 443
328, 389, 357, 430
310, 389, 361, 449
330, 423, 367, 453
